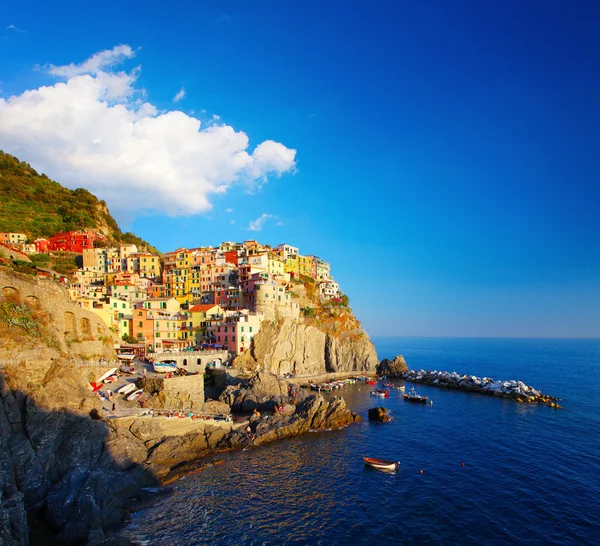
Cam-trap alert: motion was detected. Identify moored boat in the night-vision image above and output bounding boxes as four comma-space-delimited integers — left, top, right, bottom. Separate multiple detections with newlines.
96, 367, 118, 384
153, 362, 178, 373
117, 383, 137, 395
370, 389, 390, 398
363, 457, 399, 471
403, 387, 428, 404
127, 388, 144, 402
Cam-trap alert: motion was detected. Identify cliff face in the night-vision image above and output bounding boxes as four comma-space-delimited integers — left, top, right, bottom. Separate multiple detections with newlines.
233, 318, 379, 376
0, 361, 358, 544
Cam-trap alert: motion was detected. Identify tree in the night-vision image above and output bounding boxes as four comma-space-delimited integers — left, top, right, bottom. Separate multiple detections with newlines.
121, 333, 137, 344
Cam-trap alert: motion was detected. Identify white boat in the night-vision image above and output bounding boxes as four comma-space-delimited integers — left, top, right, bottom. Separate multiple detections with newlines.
96, 367, 118, 384
153, 362, 178, 373
116, 353, 136, 361
363, 457, 399, 472
127, 388, 144, 402
117, 383, 137, 395
396, 385, 406, 391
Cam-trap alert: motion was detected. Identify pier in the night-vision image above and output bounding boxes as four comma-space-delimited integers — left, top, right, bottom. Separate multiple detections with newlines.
400, 369, 562, 408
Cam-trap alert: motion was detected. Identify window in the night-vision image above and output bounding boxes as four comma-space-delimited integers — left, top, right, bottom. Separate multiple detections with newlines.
156, 332, 161, 337
249, 327, 253, 333
241, 326, 244, 332
138, 322, 143, 327
138, 311, 142, 316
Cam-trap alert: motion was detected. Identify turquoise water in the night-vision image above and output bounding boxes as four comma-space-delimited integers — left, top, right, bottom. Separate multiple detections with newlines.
124, 338, 600, 545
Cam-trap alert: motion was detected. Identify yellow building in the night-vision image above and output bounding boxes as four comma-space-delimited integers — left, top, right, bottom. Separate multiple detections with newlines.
284, 255, 300, 277
298, 255, 313, 277
267, 253, 285, 276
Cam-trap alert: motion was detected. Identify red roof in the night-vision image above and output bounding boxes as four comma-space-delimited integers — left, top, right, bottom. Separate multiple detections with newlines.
189, 304, 220, 312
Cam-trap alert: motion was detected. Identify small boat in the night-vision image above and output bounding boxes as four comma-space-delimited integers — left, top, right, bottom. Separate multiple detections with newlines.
117, 383, 137, 395
127, 388, 144, 402
366, 379, 378, 385
103, 374, 118, 384
153, 362, 178, 373
403, 388, 428, 404
116, 353, 136, 361
363, 457, 399, 471
370, 389, 390, 398
120, 364, 136, 374
396, 385, 406, 392
96, 367, 118, 384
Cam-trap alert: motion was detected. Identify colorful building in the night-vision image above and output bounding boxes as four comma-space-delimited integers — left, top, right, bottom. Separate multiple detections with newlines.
47, 230, 106, 253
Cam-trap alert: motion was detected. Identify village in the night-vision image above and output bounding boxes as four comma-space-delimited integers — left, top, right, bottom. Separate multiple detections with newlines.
0, 230, 341, 358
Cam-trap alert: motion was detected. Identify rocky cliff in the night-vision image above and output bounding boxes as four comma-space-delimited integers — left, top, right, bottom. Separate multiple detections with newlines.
233, 318, 379, 377
0, 359, 360, 545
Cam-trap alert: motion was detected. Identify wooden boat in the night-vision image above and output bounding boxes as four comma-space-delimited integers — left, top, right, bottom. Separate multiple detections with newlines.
403, 388, 428, 404
127, 388, 144, 402
96, 367, 118, 384
117, 383, 137, 395
119, 363, 136, 374
365, 379, 378, 385
153, 362, 178, 373
363, 457, 399, 471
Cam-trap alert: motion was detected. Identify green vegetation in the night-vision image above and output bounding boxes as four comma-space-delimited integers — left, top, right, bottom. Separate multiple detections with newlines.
0, 292, 57, 349
121, 333, 137, 344
0, 151, 161, 255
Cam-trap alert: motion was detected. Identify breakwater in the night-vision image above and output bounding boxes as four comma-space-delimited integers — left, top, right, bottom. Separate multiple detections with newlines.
400, 369, 562, 407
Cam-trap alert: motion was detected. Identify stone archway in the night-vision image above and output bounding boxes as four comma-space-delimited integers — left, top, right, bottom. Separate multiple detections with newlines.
2, 286, 20, 301
64, 311, 77, 341
25, 295, 40, 309
80, 317, 93, 340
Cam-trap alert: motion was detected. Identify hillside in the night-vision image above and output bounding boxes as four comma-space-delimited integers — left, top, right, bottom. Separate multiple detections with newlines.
0, 151, 161, 255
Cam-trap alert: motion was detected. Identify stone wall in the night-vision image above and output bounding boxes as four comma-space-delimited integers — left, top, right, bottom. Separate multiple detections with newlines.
0, 267, 117, 365
143, 374, 206, 411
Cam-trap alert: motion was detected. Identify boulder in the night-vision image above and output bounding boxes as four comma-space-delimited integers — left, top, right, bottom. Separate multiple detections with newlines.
368, 407, 391, 423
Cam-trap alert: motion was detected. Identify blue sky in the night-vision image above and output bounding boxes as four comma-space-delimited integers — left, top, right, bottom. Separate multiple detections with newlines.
1, 1, 599, 337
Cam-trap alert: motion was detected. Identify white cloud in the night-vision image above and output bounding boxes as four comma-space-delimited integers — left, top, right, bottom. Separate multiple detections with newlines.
245, 213, 272, 232
230, 219, 235, 224
225, 208, 234, 213
6, 24, 25, 33
0, 45, 296, 217
173, 87, 185, 102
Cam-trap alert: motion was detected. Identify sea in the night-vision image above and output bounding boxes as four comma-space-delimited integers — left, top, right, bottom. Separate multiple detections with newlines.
123, 337, 600, 545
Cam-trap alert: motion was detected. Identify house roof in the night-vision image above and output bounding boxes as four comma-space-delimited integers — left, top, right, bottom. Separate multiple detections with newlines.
189, 304, 220, 312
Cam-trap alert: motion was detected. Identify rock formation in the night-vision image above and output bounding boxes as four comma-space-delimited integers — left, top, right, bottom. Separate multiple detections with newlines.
0, 360, 361, 544
377, 355, 408, 376
233, 318, 378, 377
368, 407, 391, 423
